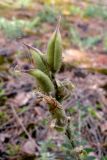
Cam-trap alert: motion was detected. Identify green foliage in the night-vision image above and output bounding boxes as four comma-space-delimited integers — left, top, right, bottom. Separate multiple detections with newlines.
39, 140, 56, 160
0, 87, 5, 98
37, 6, 58, 24
0, 17, 40, 39
17, 0, 32, 8
0, 86, 7, 105
69, 5, 83, 16
27, 17, 41, 29
88, 107, 98, 118
0, 110, 8, 124
84, 5, 107, 20
7, 144, 20, 156
69, 27, 83, 49
80, 147, 96, 160
84, 5, 98, 18
0, 17, 25, 39
82, 36, 101, 49
0, 0, 32, 9
101, 156, 107, 160
0, 55, 5, 64
69, 27, 101, 50
17, 106, 29, 114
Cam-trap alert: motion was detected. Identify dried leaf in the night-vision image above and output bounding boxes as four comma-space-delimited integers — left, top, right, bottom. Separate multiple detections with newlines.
22, 139, 36, 155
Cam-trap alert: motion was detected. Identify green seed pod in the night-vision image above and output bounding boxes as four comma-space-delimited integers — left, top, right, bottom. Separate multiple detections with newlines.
54, 28, 62, 72
47, 27, 62, 73
31, 50, 49, 75
29, 69, 55, 94
47, 31, 56, 71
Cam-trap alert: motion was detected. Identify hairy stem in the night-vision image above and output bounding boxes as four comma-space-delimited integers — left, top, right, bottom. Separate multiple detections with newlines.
65, 119, 81, 160
51, 73, 61, 101
43, 94, 81, 160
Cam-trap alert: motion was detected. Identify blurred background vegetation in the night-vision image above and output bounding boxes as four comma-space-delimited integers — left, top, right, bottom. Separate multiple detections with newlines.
0, 0, 107, 51
0, 1, 107, 160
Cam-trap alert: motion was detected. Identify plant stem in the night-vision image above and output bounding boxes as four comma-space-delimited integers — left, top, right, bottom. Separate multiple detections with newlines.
43, 93, 81, 160
65, 119, 81, 160
51, 74, 59, 100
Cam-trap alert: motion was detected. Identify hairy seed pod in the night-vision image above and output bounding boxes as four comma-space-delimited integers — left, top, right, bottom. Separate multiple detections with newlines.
47, 27, 62, 73
54, 28, 62, 72
47, 31, 56, 71
31, 50, 49, 75
29, 69, 55, 94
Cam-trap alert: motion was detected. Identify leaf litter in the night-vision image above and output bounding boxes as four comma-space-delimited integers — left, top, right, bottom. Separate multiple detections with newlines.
0, 1, 107, 159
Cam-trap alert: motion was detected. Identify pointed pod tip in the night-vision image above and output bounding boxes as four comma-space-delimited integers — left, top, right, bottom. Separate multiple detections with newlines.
55, 16, 61, 33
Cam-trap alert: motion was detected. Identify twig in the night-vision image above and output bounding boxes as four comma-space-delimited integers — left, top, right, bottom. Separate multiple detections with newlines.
10, 105, 32, 140
10, 104, 38, 149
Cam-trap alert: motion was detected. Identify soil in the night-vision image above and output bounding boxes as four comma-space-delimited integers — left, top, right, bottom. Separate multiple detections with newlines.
0, 1, 107, 159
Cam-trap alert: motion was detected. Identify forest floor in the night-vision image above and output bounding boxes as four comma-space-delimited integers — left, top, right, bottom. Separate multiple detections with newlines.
0, 1, 107, 160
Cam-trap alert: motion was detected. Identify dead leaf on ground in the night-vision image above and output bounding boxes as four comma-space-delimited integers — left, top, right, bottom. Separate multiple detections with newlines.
21, 139, 37, 156
8, 92, 33, 107
63, 49, 91, 67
